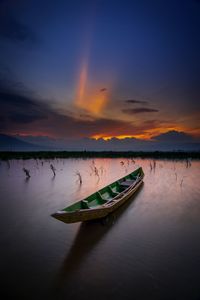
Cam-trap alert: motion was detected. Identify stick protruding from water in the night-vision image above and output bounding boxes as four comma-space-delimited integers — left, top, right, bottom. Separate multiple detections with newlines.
76, 171, 82, 185
23, 168, 31, 179
50, 164, 56, 176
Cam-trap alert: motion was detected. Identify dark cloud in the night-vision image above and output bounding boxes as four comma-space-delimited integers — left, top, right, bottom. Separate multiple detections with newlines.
0, 80, 198, 149
15, 131, 200, 152
10, 113, 47, 124
0, 80, 50, 124
46, 114, 138, 138
125, 99, 148, 105
0, 77, 164, 138
0, 80, 182, 141
122, 108, 159, 114
0, 15, 39, 44
0, 79, 147, 138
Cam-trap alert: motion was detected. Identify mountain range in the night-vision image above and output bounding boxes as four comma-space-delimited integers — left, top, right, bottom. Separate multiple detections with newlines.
0, 131, 199, 152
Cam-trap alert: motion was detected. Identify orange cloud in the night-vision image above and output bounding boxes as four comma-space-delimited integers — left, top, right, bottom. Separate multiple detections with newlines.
91, 125, 188, 141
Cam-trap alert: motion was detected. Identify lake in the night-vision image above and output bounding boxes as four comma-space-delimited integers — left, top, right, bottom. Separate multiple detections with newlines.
0, 158, 200, 300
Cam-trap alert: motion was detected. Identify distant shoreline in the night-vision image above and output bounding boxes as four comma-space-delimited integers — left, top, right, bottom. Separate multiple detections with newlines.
0, 151, 200, 160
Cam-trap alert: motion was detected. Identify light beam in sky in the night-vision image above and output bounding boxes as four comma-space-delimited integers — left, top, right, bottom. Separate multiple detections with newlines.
74, 6, 110, 117
76, 62, 88, 107
75, 59, 109, 116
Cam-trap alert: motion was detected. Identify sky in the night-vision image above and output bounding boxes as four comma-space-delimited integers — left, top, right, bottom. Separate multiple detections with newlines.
0, 0, 200, 145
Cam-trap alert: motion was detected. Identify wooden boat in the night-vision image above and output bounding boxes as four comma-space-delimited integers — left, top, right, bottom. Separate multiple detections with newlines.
51, 166, 144, 223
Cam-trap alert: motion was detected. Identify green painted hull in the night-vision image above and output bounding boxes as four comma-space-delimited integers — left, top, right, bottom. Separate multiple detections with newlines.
51, 167, 144, 223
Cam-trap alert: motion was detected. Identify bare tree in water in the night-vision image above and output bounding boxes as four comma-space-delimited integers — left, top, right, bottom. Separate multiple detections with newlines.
50, 164, 56, 176
76, 171, 82, 185
23, 168, 31, 179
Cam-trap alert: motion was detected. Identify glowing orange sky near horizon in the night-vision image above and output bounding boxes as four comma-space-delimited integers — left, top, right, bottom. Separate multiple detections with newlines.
91, 125, 190, 141
5, 124, 198, 140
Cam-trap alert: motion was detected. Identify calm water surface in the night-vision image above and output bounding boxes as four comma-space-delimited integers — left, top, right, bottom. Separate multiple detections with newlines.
0, 158, 200, 300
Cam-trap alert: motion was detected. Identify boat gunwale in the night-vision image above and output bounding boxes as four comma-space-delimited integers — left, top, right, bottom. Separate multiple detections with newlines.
59, 167, 142, 212
56, 170, 144, 215
52, 178, 144, 223
51, 167, 144, 223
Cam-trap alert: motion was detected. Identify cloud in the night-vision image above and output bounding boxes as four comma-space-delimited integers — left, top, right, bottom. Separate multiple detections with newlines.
1, 80, 190, 142
125, 99, 148, 105
122, 108, 159, 114
0, 80, 50, 124
0, 80, 197, 149
10, 113, 47, 124
15, 131, 200, 152
0, 79, 150, 138
0, 15, 39, 44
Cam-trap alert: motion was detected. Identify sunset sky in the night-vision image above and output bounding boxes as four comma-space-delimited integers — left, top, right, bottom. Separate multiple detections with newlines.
0, 0, 199, 142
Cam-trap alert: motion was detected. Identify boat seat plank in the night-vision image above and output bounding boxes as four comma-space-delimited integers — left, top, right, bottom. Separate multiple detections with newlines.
81, 200, 90, 209
120, 180, 135, 187
108, 186, 119, 196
